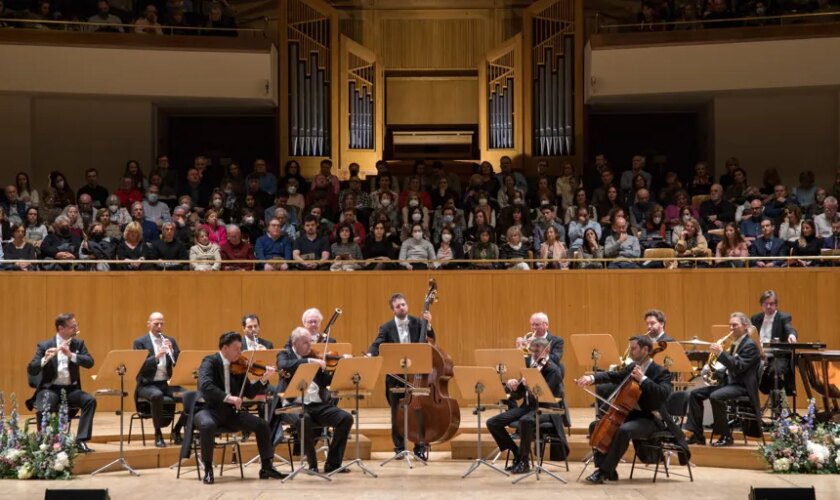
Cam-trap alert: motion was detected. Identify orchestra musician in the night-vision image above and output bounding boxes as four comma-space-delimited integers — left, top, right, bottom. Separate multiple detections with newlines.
193, 332, 286, 484
515, 312, 564, 365
486, 337, 568, 474
132, 311, 186, 447
366, 292, 435, 459
684, 312, 761, 447
284, 308, 338, 349
276, 327, 353, 474
595, 309, 673, 418
242, 313, 274, 350
576, 335, 675, 484
26, 312, 97, 453
751, 290, 797, 395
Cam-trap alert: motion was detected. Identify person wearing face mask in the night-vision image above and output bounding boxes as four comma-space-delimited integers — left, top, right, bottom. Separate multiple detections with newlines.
41, 215, 82, 269
49, 171, 76, 209
401, 207, 429, 242
238, 209, 261, 245
468, 191, 497, 228
398, 223, 435, 270
104, 194, 131, 227
142, 185, 171, 228
432, 204, 464, 245
639, 204, 667, 249
433, 225, 465, 269
373, 192, 400, 229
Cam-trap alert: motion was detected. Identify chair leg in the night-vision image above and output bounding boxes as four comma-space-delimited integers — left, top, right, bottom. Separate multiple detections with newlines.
140, 416, 146, 447
128, 415, 134, 445
686, 452, 694, 482
194, 440, 202, 481
236, 443, 244, 479
630, 450, 637, 479
220, 444, 226, 477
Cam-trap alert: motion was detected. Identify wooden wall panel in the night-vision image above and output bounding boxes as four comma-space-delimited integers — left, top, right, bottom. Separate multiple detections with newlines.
386, 77, 478, 125
3, 269, 838, 414
377, 15, 489, 69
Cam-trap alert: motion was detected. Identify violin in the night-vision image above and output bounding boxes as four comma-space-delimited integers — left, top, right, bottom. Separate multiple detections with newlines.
306, 348, 343, 371
230, 355, 289, 379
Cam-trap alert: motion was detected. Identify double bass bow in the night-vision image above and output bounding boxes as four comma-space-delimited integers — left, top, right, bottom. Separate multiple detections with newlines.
396, 278, 461, 449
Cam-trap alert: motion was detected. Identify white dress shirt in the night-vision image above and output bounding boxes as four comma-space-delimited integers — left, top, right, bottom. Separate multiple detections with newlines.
220, 352, 231, 396
149, 332, 169, 382
395, 316, 410, 344
43, 334, 78, 386
245, 336, 261, 351
760, 312, 777, 343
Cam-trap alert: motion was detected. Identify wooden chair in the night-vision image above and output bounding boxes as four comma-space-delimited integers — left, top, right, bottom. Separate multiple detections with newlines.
691, 195, 710, 209
643, 248, 676, 269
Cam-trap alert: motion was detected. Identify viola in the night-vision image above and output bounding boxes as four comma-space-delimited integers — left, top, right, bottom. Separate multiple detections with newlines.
306, 349, 343, 371
230, 355, 289, 379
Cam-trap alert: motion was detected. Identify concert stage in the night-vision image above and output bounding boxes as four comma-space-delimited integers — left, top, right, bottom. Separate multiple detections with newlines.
66, 407, 768, 476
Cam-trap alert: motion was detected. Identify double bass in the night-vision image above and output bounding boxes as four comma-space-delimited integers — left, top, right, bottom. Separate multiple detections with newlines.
396, 278, 461, 447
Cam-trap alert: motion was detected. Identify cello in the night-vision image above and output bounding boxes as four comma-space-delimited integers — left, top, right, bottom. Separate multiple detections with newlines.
396, 278, 461, 448
588, 341, 667, 454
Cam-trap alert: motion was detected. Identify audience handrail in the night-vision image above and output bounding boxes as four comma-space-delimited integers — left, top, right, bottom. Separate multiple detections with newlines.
0, 16, 267, 37
2, 254, 838, 270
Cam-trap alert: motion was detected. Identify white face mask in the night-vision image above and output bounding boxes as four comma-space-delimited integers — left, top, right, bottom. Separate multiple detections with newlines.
412, 213, 422, 222
441, 233, 452, 243
409, 199, 419, 208
243, 216, 254, 224
212, 199, 223, 208
381, 198, 391, 207
287, 186, 297, 194
653, 217, 662, 224
412, 231, 423, 240
683, 215, 691, 223
109, 204, 119, 213
478, 198, 488, 206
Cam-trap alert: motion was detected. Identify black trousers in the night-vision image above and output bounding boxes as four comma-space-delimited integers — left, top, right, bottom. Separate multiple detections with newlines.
137, 381, 184, 431
686, 384, 749, 437
36, 385, 96, 442
594, 417, 661, 474
297, 402, 353, 469
194, 407, 273, 465
487, 406, 539, 462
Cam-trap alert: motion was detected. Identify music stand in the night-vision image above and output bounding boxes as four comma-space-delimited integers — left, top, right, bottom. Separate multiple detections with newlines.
378, 343, 433, 468
454, 366, 510, 478
239, 349, 290, 469
474, 349, 527, 383
90, 350, 148, 476
510, 367, 566, 485
571, 335, 620, 374
279, 363, 330, 482
326, 356, 382, 477
662, 342, 695, 390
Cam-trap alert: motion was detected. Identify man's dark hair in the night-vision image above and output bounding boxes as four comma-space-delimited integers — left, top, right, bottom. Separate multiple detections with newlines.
55, 313, 75, 330
759, 290, 778, 306
644, 309, 666, 325
219, 332, 242, 349
629, 335, 654, 353
85, 168, 98, 176
241, 314, 260, 327
303, 214, 319, 225
389, 293, 406, 308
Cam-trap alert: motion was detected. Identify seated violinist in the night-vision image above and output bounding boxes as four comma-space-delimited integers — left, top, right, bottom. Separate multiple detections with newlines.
276, 327, 353, 474
486, 337, 568, 474
576, 335, 674, 484
193, 332, 286, 484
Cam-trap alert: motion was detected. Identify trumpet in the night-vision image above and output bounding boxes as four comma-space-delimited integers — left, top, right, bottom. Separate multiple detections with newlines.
516, 331, 535, 356
702, 331, 735, 386
44, 330, 79, 363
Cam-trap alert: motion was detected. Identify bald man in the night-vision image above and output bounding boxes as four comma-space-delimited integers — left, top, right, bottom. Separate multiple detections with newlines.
133, 312, 184, 447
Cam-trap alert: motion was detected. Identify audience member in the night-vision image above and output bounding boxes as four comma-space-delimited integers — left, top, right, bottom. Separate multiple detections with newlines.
537, 226, 568, 270
578, 228, 605, 269
135, 4, 163, 34
604, 216, 641, 268
778, 205, 803, 243
568, 206, 601, 251
2, 184, 27, 225
24, 207, 48, 248
596, 185, 626, 228
129, 202, 160, 242
564, 188, 597, 225
533, 204, 566, 250
764, 184, 798, 222
142, 185, 171, 226
3, 224, 37, 271
49, 171, 76, 208
77, 194, 97, 228
189, 226, 221, 271
628, 188, 653, 234
792, 171, 817, 210
329, 223, 363, 271
788, 219, 822, 267
399, 223, 435, 270
255, 217, 292, 271
749, 218, 786, 268
699, 184, 735, 233
665, 190, 699, 228
363, 221, 396, 269
715, 222, 749, 267
814, 196, 838, 238
619, 155, 652, 197
689, 161, 713, 196
724, 168, 748, 204
117, 221, 148, 270
675, 217, 709, 267
219, 224, 255, 271
149, 221, 189, 270
15, 172, 40, 208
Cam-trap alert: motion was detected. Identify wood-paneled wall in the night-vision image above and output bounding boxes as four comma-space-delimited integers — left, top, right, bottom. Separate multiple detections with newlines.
4, 269, 838, 414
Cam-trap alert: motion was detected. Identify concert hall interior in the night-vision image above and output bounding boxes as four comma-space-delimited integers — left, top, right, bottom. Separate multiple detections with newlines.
2, 0, 840, 498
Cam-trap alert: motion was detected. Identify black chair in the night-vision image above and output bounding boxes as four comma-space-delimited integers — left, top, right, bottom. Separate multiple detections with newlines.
710, 364, 766, 446
128, 395, 182, 446
629, 391, 694, 483
175, 392, 244, 481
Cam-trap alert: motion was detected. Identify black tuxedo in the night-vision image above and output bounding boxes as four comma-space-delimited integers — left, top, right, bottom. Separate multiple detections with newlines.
486, 360, 569, 463
26, 336, 97, 441
651, 331, 676, 343
369, 315, 436, 450
751, 311, 797, 393
192, 353, 273, 464
686, 334, 761, 438
275, 348, 353, 469
246, 336, 275, 350
133, 334, 183, 431
592, 360, 673, 475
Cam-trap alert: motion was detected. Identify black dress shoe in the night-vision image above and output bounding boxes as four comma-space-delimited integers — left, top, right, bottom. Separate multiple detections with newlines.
711, 435, 733, 447
259, 467, 286, 479
510, 461, 531, 474
308, 464, 319, 473
324, 464, 350, 474
76, 442, 94, 453
585, 469, 605, 484
606, 470, 619, 481
686, 434, 707, 446
203, 469, 214, 485
413, 446, 428, 461
172, 431, 183, 445
155, 431, 166, 448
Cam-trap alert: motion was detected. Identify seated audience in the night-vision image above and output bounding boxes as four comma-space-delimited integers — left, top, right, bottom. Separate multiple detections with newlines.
638, 204, 667, 249
149, 221, 189, 270
330, 223, 363, 271
665, 190, 699, 229
604, 216, 641, 269
41, 216, 81, 267
49, 171, 75, 208
778, 204, 803, 243
814, 196, 838, 238
596, 185, 626, 229
190, 226, 221, 271
715, 222, 749, 267
23, 207, 48, 248
129, 202, 160, 242
219, 224, 255, 271
80, 222, 117, 271
200, 209, 227, 246
564, 188, 597, 226
435, 225, 464, 269
738, 198, 765, 242
689, 161, 713, 196
135, 4, 163, 34
399, 223, 435, 270
699, 184, 735, 234
115, 176, 142, 208
363, 221, 396, 269
255, 218, 292, 271
749, 218, 786, 268
674, 217, 709, 267
568, 206, 601, 252
792, 171, 817, 210
537, 225, 568, 270
469, 226, 499, 269
788, 219, 822, 267
3, 224, 37, 271
555, 160, 581, 213
578, 228, 605, 269
16, 172, 40, 208
532, 204, 566, 250
764, 184, 798, 222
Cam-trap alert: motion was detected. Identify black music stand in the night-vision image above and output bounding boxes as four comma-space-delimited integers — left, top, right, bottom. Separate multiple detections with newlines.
279, 363, 330, 483
455, 366, 509, 478
379, 343, 433, 469
90, 350, 148, 476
